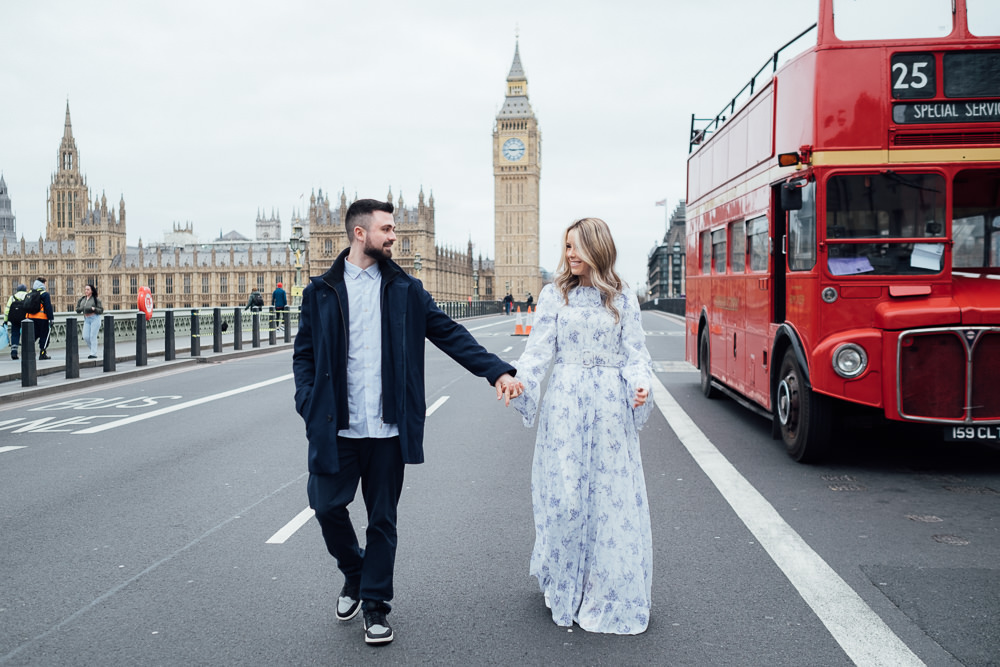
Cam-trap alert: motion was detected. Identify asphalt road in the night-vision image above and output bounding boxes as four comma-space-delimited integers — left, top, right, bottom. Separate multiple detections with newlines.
1, 312, 997, 666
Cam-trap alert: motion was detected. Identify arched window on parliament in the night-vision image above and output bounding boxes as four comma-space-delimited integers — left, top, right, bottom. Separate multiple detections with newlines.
88, 237, 95, 253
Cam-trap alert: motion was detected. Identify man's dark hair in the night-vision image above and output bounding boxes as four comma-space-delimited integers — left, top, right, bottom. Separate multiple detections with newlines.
36, 276, 47, 284
345, 199, 394, 238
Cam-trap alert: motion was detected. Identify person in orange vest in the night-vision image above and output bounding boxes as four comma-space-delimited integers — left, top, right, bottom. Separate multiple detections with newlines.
26, 277, 55, 360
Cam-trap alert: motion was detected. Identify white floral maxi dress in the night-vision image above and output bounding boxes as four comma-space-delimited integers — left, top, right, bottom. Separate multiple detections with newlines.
512, 284, 654, 635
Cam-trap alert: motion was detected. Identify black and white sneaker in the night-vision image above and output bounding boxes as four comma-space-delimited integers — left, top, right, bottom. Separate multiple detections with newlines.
336, 584, 361, 621
363, 609, 393, 645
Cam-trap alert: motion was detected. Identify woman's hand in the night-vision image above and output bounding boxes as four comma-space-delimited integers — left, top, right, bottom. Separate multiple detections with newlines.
633, 387, 648, 409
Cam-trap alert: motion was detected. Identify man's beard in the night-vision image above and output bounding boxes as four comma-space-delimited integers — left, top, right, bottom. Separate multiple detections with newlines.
364, 237, 393, 261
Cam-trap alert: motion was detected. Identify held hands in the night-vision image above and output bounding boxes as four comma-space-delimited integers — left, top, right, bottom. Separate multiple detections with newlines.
495, 373, 524, 407
633, 387, 649, 409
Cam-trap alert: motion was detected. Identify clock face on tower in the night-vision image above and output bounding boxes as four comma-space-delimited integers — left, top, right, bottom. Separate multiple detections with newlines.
502, 137, 526, 162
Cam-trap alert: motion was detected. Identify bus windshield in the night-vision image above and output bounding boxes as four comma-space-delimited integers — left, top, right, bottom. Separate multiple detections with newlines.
953, 168, 1000, 269
825, 172, 946, 276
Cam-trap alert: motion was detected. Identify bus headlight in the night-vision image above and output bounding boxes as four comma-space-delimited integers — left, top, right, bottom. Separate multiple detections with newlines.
832, 343, 867, 378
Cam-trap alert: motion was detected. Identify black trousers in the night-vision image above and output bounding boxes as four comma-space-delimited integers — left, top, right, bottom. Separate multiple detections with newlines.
32, 319, 50, 352
308, 436, 405, 613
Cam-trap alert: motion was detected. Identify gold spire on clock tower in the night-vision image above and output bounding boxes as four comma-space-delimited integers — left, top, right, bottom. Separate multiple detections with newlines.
494, 40, 541, 303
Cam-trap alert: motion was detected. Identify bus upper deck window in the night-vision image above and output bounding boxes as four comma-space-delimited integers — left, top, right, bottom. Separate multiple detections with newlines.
832, 0, 953, 41
967, 0, 1000, 37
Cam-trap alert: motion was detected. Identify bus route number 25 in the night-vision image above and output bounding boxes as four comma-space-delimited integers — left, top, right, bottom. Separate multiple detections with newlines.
891, 53, 936, 99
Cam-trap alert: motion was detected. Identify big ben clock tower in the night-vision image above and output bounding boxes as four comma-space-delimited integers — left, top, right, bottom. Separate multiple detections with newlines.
494, 41, 541, 303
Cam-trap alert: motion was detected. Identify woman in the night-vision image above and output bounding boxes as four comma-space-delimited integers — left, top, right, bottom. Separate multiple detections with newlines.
510, 217, 654, 635
75, 283, 104, 359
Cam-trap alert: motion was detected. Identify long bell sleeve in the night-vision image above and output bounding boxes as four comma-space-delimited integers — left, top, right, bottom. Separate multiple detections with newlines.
510, 284, 560, 427
620, 288, 654, 430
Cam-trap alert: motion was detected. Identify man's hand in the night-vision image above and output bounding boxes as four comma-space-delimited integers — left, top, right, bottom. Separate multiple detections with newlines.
494, 373, 524, 407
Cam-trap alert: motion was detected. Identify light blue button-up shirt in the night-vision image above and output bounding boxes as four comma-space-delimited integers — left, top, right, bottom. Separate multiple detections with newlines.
338, 259, 399, 439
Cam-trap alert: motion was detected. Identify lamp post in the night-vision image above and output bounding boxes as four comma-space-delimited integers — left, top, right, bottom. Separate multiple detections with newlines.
289, 223, 304, 306
473, 269, 479, 302
413, 251, 422, 277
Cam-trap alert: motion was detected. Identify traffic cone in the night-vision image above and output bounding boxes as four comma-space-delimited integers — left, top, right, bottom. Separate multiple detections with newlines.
514, 307, 525, 335
525, 307, 533, 335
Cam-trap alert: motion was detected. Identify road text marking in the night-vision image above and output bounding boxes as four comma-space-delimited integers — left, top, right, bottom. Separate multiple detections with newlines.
73, 374, 294, 434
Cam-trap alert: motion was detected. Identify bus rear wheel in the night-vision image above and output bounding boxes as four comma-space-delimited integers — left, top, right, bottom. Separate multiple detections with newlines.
776, 349, 832, 463
699, 329, 718, 399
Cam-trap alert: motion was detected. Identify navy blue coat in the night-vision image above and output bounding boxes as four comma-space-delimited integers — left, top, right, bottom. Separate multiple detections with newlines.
292, 249, 516, 475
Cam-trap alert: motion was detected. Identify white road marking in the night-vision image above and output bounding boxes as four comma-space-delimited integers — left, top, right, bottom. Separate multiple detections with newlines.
425, 396, 449, 417
266, 507, 315, 544
268, 395, 452, 544
502, 346, 513, 353
0, 446, 27, 454
73, 374, 294, 434
649, 376, 923, 667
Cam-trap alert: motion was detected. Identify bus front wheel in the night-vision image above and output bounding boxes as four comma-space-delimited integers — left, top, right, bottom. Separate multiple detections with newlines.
699, 329, 718, 399
776, 349, 831, 463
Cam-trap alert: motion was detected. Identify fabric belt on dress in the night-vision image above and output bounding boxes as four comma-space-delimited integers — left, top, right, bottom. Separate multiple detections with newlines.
554, 351, 627, 368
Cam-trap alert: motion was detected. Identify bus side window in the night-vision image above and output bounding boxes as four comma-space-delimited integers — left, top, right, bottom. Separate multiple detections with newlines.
701, 230, 712, 274
730, 220, 747, 273
748, 216, 769, 271
712, 228, 727, 273
788, 180, 817, 271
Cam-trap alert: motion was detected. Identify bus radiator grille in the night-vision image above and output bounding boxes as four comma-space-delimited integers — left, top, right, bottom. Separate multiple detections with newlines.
900, 332, 966, 419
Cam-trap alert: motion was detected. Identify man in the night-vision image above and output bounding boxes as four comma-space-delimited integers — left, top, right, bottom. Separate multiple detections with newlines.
272, 282, 288, 311
526, 292, 534, 308
245, 288, 264, 311
503, 292, 513, 315
3, 283, 28, 360
26, 277, 54, 360
292, 199, 521, 646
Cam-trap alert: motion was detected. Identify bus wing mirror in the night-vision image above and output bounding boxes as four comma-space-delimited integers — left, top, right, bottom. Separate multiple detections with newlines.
781, 181, 803, 211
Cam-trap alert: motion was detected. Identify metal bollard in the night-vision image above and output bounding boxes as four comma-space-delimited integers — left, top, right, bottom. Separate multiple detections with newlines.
283, 310, 291, 343
20, 320, 37, 387
65, 316, 80, 379
190, 309, 201, 357
268, 306, 277, 345
103, 314, 116, 372
252, 312, 261, 348
165, 310, 176, 361
233, 308, 243, 351
136, 313, 148, 367
213, 308, 223, 353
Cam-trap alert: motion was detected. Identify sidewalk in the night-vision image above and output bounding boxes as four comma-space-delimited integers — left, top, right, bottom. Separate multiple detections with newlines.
1, 330, 292, 404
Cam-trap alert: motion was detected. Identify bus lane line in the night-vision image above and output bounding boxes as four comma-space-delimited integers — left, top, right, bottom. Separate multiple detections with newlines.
72, 374, 294, 435
0, 446, 28, 454
266, 395, 452, 545
650, 376, 924, 667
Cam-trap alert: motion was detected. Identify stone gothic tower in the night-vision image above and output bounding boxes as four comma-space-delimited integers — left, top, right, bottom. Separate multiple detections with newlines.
256, 208, 281, 240
0, 174, 15, 243
493, 41, 542, 302
47, 102, 89, 241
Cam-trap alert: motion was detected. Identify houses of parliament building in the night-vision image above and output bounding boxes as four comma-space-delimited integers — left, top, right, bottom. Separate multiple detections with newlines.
1, 43, 542, 312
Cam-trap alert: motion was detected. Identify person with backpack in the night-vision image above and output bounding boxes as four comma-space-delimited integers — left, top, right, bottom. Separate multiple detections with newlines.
245, 288, 264, 312
25, 277, 54, 360
75, 283, 104, 359
272, 282, 287, 311
3, 283, 28, 360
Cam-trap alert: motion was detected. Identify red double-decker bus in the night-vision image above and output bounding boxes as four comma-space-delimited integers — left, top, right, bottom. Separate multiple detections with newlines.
685, 0, 1000, 462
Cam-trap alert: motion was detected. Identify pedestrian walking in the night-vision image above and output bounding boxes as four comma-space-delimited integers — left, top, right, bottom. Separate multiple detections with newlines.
292, 198, 522, 646
245, 288, 264, 312
526, 292, 533, 308
272, 282, 288, 311
503, 292, 514, 315
75, 283, 104, 358
26, 277, 55, 361
3, 283, 28, 360
507, 217, 654, 634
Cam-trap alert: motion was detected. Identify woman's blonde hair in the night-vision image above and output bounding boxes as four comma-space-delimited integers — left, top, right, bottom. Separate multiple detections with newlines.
554, 217, 624, 322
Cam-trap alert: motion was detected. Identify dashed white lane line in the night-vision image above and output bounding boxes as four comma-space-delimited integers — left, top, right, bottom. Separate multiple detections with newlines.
268, 395, 452, 544
0, 446, 28, 454
649, 375, 923, 667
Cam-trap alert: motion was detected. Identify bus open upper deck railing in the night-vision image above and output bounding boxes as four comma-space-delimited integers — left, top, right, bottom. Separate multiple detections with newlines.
688, 23, 818, 153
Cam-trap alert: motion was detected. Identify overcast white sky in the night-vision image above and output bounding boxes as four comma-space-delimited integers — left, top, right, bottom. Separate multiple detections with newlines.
1, 0, 824, 288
